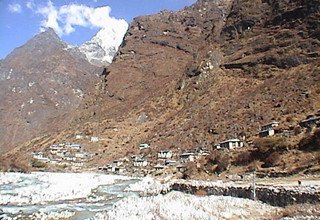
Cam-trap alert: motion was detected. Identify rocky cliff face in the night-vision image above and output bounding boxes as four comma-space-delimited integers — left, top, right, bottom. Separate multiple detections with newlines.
1, 0, 320, 173
0, 28, 100, 154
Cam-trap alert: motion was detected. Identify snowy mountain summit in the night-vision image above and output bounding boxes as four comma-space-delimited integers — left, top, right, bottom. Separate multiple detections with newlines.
79, 21, 128, 66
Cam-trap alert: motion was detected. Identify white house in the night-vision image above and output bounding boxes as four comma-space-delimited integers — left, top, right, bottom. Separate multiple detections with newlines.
154, 164, 165, 170
64, 156, 77, 161
69, 144, 81, 150
300, 116, 320, 128
133, 159, 148, 167
90, 136, 99, 142
259, 129, 275, 137
32, 152, 50, 162
258, 121, 280, 137
194, 147, 210, 156
112, 160, 124, 167
165, 160, 177, 166
157, 150, 173, 159
139, 143, 150, 150
180, 153, 195, 162
219, 139, 244, 150
114, 167, 126, 174
72, 161, 84, 167
261, 121, 279, 131
56, 150, 67, 157
75, 152, 87, 159
75, 134, 83, 139
176, 164, 187, 172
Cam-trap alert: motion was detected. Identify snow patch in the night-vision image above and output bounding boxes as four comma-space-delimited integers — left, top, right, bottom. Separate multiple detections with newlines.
79, 21, 128, 66
94, 191, 277, 220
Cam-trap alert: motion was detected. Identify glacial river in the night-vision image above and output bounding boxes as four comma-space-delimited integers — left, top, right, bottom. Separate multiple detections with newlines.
0, 172, 140, 219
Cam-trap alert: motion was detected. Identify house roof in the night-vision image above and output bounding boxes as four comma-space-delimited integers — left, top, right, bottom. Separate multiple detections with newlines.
262, 121, 279, 126
154, 164, 165, 168
158, 150, 172, 153
180, 152, 194, 157
301, 116, 320, 123
220, 139, 241, 144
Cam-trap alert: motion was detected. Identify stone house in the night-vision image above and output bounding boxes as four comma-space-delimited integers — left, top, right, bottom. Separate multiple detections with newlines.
32, 152, 50, 162
259, 121, 279, 137
69, 144, 81, 150
157, 150, 173, 159
139, 143, 150, 150
90, 136, 99, 142
56, 149, 68, 157
154, 164, 165, 170
259, 129, 275, 137
165, 160, 177, 166
180, 153, 195, 163
75, 152, 87, 159
112, 160, 124, 167
261, 121, 279, 131
75, 134, 83, 139
133, 159, 148, 167
219, 139, 244, 150
176, 164, 187, 172
300, 116, 320, 129
64, 156, 77, 162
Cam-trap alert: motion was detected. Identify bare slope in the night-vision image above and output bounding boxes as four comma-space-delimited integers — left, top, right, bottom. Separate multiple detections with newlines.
1, 0, 319, 175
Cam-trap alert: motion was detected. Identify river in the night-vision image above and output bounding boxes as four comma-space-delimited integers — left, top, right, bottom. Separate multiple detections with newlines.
0, 172, 139, 219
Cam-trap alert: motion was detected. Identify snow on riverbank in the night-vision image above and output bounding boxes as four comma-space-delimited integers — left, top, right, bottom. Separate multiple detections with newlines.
124, 176, 171, 195
94, 191, 278, 220
0, 172, 131, 205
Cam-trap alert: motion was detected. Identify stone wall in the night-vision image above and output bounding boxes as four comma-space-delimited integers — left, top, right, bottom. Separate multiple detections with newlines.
171, 183, 320, 207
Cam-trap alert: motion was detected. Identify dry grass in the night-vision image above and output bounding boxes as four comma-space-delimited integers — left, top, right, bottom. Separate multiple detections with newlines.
273, 204, 320, 219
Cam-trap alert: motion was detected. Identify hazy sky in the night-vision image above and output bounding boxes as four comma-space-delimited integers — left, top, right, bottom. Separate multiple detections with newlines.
0, 0, 196, 59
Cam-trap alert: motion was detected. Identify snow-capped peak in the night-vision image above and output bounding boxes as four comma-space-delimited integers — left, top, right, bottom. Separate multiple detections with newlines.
79, 20, 128, 66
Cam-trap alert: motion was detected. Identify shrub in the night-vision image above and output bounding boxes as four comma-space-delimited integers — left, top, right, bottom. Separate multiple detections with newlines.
205, 150, 230, 174
253, 137, 289, 159
298, 129, 320, 151
215, 154, 230, 173
183, 162, 198, 179
31, 159, 47, 168
261, 152, 281, 168
234, 151, 255, 166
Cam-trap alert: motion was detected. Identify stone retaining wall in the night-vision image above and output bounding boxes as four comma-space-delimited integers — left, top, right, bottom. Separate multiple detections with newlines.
171, 183, 320, 207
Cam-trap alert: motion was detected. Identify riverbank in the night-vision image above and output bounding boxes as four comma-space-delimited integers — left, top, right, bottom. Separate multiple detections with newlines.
1, 172, 319, 219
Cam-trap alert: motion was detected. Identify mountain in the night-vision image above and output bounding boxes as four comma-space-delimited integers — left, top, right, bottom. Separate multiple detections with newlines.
1, 0, 320, 177
79, 21, 129, 66
0, 28, 100, 154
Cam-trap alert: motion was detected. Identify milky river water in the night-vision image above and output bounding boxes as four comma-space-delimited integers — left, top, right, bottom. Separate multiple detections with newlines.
0, 172, 140, 219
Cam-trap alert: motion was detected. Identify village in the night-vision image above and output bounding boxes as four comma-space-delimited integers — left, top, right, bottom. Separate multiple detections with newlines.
31, 114, 320, 176
31, 136, 98, 170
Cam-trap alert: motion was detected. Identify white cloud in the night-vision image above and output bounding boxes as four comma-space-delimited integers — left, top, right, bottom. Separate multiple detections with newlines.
26, 1, 35, 10
8, 3, 22, 13
37, 1, 61, 35
36, 0, 127, 37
